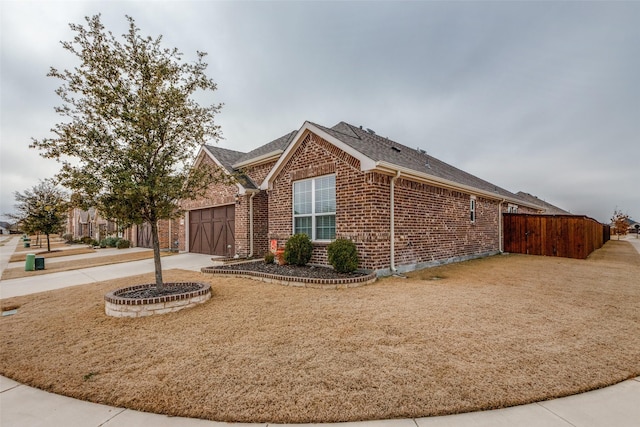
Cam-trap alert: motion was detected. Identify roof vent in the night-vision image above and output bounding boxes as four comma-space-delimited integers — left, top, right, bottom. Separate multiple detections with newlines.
366, 128, 376, 135
391, 146, 401, 153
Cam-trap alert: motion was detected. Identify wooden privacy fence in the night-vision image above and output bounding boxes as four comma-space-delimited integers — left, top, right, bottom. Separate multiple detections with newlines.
503, 213, 609, 259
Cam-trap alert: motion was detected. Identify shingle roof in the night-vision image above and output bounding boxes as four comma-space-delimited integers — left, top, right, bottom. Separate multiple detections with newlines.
233, 131, 297, 166
314, 121, 532, 204
203, 145, 245, 173
203, 145, 257, 189
515, 192, 571, 215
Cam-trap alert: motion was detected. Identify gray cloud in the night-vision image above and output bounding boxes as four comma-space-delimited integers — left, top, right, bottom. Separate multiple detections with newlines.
1, 0, 638, 223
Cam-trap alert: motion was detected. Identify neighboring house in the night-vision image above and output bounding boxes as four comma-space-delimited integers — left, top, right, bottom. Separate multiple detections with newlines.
67, 207, 117, 241
625, 218, 639, 234
0, 221, 10, 235
514, 192, 573, 215
178, 120, 544, 275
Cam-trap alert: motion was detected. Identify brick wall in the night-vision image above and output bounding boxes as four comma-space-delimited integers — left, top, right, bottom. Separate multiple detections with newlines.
267, 130, 503, 273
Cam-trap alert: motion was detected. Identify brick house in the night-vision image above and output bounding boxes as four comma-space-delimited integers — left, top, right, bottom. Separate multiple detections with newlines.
178, 120, 544, 275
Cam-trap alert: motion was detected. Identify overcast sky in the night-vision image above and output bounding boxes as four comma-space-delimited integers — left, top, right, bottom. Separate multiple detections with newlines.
1, 0, 638, 224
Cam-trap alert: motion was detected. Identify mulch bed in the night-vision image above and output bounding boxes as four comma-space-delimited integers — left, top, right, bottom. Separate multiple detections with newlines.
211, 262, 367, 279
116, 283, 204, 299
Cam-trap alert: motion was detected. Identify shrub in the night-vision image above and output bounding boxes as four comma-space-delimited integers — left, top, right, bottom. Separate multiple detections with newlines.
116, 239, 130, 249
327, 238, 359, 273
62, 234, 74, 244
90, 239, 99, 247
102, 236, 119, 248
284, 233, 313, 266
264, 252, 275, 264
80, 236, 93, 245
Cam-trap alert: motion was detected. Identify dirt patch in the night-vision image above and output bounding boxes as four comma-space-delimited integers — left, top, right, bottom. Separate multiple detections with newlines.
9, 246, 95, 263
0, 241, 639, 423
1, 251, 174, 280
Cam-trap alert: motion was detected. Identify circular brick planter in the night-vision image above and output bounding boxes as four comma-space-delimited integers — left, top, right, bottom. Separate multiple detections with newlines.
104, 282, 211, 318
201, 267, 377, 289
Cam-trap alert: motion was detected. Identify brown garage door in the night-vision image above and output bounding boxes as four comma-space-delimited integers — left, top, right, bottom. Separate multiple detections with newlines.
189, 205, 235, 256
137, 223, 153, 248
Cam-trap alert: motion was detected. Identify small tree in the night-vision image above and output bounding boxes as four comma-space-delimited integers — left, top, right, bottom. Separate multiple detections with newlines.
31, 15, 225, 288
611, 208, 630, 240
11, 179, 70, 252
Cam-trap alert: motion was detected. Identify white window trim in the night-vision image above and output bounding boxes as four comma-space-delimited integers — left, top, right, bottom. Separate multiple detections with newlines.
292, 174, 336, 242
507, 203, 518, 213
470, 196, 476, 223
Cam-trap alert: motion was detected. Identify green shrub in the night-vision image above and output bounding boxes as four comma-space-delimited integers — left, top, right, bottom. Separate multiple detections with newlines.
264, 252, 275, 264
327, 238, 359, 273
116, 239, 130, 249
62, 234, 74, 244
284, 233, 313, 266
80, 236, 93, 245
103, 236, 119, 248
90, 239, 99, 247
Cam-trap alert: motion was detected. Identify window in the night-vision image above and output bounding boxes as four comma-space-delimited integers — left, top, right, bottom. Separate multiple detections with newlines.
470, 197, 476, 223
293, 175, 336, 240
507, 204, 518, 213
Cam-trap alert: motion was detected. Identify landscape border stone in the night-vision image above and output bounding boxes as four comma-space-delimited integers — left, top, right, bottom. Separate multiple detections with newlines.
104, 282, 211, 318
201, 266, 377, 289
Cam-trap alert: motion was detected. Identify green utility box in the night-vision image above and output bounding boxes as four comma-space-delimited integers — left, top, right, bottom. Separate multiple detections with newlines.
23, 241, 30, 248
35, 257, 45, 271
25, 254, 36, 271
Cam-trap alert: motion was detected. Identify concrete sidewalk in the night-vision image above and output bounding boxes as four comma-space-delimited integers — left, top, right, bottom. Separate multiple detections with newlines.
1, 375, 639, 427
2, 235, 640, 426
0, 241, 213, 299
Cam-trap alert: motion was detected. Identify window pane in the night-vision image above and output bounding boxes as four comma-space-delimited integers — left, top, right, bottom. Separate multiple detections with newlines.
316, 215, 336, 240
293, 180, 312, 215
315, 175, 335, 213
294, 216, 312, 237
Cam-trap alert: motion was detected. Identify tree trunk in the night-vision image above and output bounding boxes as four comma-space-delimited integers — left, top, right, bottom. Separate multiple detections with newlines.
46, 233, 51, 252
150, 220, 164, 289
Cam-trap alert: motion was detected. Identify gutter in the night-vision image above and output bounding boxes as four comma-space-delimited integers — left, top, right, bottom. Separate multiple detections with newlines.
232, 150, 283, 169
499, 199, 506, 253
390, 171, 401, 273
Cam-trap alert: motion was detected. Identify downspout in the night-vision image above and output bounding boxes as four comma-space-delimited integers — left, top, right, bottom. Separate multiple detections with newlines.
248, 192, 257, 258
390, 171, 401, 273
499, 199, 506, 253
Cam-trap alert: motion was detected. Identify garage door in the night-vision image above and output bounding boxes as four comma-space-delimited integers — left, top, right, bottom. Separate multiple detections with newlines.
189, 205, 235, 256
137, 223, 153, 248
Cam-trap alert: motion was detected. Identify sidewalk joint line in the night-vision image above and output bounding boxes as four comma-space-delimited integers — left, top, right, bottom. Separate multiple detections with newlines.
536, 402, 578, 427
0, 383, 22, 394
96, 407, 127, 426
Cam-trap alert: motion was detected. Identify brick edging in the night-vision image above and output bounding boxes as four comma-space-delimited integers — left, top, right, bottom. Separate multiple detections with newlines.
200, 267, 377, 289
104, 282, 211, 305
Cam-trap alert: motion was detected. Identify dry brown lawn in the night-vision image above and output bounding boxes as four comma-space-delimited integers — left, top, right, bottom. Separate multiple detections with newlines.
9, 246, 95, 263
1, 240, 639, 423
2, 250, 173, 280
